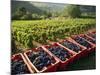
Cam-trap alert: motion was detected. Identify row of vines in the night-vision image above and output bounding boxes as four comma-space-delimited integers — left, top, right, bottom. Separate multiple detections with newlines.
12, 18, 96, 48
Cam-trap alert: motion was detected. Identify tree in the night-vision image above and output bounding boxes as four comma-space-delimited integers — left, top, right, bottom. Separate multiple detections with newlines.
63, 5, 81, 18
12, 7, 27, 20
32, 14, 40, 20
45, 11, 52, 18
17, 7, 27, 16
20, 12, 32, 20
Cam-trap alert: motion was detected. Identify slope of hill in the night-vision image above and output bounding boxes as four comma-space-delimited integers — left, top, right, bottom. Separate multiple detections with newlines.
11, 1, 45, 15
11, 1, 96, 17
11, 1, 66, 15
30, 2, 66, 12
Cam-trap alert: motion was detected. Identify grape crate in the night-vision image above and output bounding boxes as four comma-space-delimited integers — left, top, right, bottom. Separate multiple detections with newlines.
73, 36, 92, 48
60, 40, 81, 53
25, 48, 56, 71
48, 46, 71, 61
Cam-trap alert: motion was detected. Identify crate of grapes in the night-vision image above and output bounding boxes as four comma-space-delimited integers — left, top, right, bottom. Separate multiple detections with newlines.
11, 53, 34, 74
82, 34, 95, 45
57, 38, 87, 61
79, 34, 96, 53
86, 32, 96, 41
70, 35, 95, 57
24, 47, 59, 73
42, 43, 76, 70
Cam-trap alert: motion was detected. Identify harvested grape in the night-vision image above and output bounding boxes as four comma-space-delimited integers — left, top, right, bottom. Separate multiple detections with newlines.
87, 33, 96, 39
27, 48, 54, 70
61, 41, 81, 52
73, 36, 92, 48
48, 46, 71, 61
81, 36, 95, 44
11, 60, 29, 74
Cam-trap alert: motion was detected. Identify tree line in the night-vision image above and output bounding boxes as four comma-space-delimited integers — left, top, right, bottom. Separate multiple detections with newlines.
12, 5, 82, 20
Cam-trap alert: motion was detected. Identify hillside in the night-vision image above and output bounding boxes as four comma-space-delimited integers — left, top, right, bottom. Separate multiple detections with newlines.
11, 1, 45, 15
11, 1, 96, 19
11, 1, 66, 15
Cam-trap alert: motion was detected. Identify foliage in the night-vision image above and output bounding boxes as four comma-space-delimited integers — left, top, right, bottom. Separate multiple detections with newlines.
62, 5, 81, 18
12, 19, 96, 48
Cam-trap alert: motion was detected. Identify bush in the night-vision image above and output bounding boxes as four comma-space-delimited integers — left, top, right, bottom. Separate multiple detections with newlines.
20, 13, 32, 20
32, 14, 40, 20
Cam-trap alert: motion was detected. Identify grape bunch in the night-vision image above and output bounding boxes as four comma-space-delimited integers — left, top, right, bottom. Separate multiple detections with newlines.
11, 60, 29, 74
28, 48, 54, 70
81, 36, 96, 44
48, 46, 71, 61
87, 33, 96, 39
61, 41, 81, 52
73, 36, 92, 48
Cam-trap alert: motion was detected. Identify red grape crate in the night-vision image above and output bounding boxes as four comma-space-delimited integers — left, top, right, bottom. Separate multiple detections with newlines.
79, 34, 96, 53
86, 32, 96, 40
57, 37, 87, 61
86, 31, 96, 45
42, 43, 76, 70
81, 34, 96, 45
23, 47, 59, 73
70, 35, 95, 57
11, 53, 34, 74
